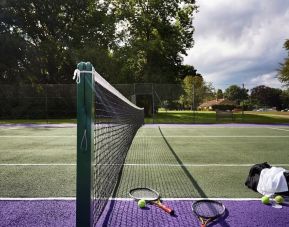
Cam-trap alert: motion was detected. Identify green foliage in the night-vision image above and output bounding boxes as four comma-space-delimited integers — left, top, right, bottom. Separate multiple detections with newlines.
179, 75, 214, 110
112, 0, 198, 83
0, 0, 116, 84
224, 85, 248, 104
216, 89, 223, 99
250, 85, 282, 109
278, 39, 289, 87
1, 0, 198, 85
212, 105, 235, 111
280, 88, 289, 109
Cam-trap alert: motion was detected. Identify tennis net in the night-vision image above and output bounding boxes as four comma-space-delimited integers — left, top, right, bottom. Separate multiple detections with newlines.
76, 62, 144, 226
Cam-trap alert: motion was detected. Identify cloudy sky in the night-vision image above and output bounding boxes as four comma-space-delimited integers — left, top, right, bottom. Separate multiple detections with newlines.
183, 0, 289, 90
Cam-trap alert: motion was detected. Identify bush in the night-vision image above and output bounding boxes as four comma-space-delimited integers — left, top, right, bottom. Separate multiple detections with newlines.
212, 104, 235, 111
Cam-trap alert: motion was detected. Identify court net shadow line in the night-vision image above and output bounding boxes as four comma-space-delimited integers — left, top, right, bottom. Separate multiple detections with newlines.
158, 126, 207, 198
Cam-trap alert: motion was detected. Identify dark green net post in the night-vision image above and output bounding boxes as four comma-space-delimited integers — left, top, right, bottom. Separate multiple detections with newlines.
76, 62, 94, 227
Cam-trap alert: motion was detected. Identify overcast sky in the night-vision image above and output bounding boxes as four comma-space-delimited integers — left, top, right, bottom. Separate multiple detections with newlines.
183, 0, 289, 90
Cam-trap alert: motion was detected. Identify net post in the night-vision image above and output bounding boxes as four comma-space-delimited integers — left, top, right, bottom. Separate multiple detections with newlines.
76, 62, 94, 227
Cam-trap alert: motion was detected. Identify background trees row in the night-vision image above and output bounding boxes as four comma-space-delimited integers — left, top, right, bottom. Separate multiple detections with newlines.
179, 77, 289, 110
0, 0, 198, 85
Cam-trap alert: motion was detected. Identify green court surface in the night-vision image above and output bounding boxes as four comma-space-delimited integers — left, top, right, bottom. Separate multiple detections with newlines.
0, 124, 289, 199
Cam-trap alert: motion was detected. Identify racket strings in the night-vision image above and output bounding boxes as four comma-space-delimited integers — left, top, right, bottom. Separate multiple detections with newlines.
130, 188, 159, 200
194, 202, 224, 218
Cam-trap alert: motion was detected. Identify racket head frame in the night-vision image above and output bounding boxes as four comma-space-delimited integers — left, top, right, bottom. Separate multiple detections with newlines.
129, 187, 160, 201
192, 199, 226, 220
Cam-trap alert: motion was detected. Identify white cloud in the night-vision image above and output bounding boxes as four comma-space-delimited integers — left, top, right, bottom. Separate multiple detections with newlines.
184, 0, 289, 89
247, 72, 282, 89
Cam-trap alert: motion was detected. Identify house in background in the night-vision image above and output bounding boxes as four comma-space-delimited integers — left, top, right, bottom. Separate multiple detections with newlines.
198, 98, 236, 111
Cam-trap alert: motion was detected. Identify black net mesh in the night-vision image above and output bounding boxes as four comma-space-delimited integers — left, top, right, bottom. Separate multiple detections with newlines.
92, 74, 144, 225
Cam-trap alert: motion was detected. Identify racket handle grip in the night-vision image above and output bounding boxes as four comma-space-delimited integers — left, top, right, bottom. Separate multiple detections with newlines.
155, 202, 174, 215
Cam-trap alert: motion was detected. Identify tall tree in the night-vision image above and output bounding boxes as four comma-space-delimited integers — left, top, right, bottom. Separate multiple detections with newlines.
216, 89, 223, 99
278, 39, 289, 87
179, 74, 214, 110
0, 0, 116, 84
112, 0, 198, 83
250, 85, 282, 109
280, 88, 289, 109
224, 85, 248, 104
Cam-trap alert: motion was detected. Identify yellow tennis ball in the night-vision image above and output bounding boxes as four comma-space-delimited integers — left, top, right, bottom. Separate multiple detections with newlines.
261, 196, 270, 204
138, 199, 146, 208
275, 195, 284, 204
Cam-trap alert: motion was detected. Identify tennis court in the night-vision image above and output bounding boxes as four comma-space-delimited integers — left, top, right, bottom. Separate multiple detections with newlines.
1, 124, 289, 226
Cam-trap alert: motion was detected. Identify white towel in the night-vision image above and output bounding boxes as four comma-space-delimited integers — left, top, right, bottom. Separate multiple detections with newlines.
257, 167, 288, 196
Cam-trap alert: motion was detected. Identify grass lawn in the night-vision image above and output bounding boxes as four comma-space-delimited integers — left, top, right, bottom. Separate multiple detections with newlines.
145, 110, 289, 124
1, 111, 289, 124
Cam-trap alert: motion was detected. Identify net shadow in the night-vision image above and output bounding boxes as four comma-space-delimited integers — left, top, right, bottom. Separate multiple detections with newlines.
158, 126, 207, 198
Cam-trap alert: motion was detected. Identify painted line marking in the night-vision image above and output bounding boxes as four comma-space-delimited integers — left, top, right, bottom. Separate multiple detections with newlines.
0, 197, 262, 201
1, 163, 289, 167
0, 197, 75, 200
0, 136, 75, 138
135, 135, 289, 138
0, 164, 76, 166
121, 163, 289, 167
268, 127, 289, 132
1, 135, 289, 138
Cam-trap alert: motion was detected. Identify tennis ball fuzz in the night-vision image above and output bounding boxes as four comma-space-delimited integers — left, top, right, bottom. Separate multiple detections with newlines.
138, 199, 146, 208
275, 195, 284, 204
261, 196, 270, 204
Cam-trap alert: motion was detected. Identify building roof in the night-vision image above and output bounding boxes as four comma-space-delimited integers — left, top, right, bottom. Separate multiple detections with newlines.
199, 99, 236, 108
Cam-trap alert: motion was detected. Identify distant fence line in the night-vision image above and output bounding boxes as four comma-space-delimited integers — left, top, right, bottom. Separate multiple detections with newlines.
0, 83, 210, 120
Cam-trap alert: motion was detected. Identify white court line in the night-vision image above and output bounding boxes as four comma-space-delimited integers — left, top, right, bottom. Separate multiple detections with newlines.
0, 135, 75, 138
135, 135, 289, 138
112, 198, 262, 201
0, 197, 75, 200
268, 127, 289, 132
0, 135, 288, 138
1, 163, 289, 167
0, 197, 261, 201
0, 163, 75, 166
121, 163, 289, 167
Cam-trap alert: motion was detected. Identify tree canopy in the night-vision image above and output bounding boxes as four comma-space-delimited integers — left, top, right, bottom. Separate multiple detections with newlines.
224, 85, 248, 104
278, 39, 289, 87
250, 85, 282, 109
0, 0, 198, 84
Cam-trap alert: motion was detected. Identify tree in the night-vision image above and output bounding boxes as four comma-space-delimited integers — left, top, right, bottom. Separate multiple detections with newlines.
1, 0, 199, 85
277, 39, 289, 87
0, 0, 116, 84
179, 74, 214, 110
280, 88, 289, 109
216, 89, 223, 99
112, 0, 198, 83
250, 85, 282, 109
224, 85, 248, 104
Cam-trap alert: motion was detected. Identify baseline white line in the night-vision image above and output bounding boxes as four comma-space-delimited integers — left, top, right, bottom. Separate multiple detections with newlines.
135, 135, 289, 138
0, 197, 261, 201
121, 163, 289, 167
2, 163, 289, 167
0, 136, 75, 138
0, 135, 288, 138
0, 164, 75, 166
268, 127, 289, 132
111, 198, 261, 201
0, 197, 75, 201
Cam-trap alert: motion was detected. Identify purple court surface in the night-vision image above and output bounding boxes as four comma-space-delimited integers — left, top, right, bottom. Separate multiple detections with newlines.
0, 200, 289, 226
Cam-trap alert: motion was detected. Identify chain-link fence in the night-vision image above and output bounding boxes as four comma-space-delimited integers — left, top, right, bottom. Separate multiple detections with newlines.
0, 83, 245, 123
0, 84, 76, 120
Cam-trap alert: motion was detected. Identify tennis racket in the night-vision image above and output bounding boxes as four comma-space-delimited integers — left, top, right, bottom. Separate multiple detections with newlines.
192, 200, 225, 227
129, 187, 174, 215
